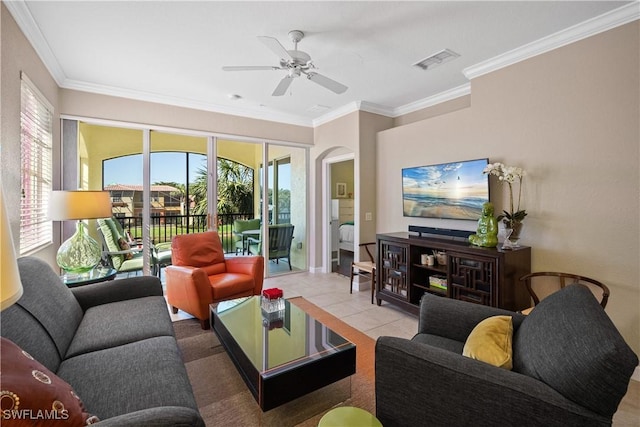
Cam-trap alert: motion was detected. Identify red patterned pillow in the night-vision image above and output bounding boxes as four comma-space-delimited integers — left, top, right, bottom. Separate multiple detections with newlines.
117, 237, 134, 260
0, 338, 99, 426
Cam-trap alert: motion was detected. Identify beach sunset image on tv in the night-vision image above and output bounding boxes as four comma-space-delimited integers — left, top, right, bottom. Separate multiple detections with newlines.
402, 158, 489, 220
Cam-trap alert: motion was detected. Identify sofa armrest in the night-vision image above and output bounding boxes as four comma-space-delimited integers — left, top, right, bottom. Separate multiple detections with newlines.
375, 336, 609, 427
418, 293, 526, 342
95, 406, 204, 427
71, 276, 163, 311
225, 255, 264, 295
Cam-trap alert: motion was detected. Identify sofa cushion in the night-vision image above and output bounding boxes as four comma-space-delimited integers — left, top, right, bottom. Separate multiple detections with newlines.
0, 304, 62, 372
65, 296, 175, 358
463, 315, 513, 370
0, 338, 99, 426
513, 284, 639, 417
16, 257, 83, 361
57, 336, 199, 420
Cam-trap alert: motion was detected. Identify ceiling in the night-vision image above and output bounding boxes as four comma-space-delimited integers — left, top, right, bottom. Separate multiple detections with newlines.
6, 1, 636, 127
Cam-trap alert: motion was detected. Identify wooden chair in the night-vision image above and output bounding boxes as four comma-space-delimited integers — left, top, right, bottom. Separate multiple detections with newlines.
519, 271, 610, 314
350, 242, 376, 304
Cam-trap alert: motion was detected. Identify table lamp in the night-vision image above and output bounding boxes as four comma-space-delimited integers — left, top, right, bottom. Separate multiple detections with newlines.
48, 191, 112, 274
1, 180, 23, 310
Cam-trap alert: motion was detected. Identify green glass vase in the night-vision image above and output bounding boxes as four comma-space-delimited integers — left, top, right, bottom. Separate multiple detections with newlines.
56, 221, 101, 274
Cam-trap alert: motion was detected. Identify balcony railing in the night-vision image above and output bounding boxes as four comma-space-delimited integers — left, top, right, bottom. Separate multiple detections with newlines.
116, 213, 258, 254
115, 212, 291, 254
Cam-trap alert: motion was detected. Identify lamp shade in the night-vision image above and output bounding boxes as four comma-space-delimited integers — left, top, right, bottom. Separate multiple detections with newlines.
48, 191, 112, 221
1, 180, 23, 310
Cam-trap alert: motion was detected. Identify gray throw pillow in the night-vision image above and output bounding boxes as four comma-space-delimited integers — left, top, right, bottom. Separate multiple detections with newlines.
512, 284, 638, 417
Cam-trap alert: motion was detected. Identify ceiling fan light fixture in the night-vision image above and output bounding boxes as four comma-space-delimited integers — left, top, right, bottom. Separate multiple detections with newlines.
413, 49, 460, 71
223, 30, 348, 96
288, 68, 301, 78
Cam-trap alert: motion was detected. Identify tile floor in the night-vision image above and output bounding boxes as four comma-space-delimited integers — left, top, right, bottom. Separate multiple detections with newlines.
167, 270, 639, 426
168, 270, 417, 340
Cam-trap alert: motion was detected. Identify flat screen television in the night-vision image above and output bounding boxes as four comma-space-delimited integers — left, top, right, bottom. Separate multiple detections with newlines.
402, 158, 489, 221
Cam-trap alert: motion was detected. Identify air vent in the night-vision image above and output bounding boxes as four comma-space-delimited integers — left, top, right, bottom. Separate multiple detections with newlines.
413, 49, 460, 71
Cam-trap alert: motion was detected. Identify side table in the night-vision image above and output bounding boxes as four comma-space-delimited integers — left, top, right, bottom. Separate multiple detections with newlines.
61, 267, 118, 288
318, 406, 382, 427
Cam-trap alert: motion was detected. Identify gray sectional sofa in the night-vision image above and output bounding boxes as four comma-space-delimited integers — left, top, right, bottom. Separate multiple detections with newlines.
1, 256, 204, 426
375, 284, 638, 427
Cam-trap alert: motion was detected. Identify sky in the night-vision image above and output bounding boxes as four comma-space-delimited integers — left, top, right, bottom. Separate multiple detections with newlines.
402, 158, 489, 198
103, 152, 206, 186
103, 152, 291, 189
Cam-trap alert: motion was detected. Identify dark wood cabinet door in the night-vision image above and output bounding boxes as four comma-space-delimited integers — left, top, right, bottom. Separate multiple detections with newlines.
449, 253, 497, 306
379, 241, 408, 299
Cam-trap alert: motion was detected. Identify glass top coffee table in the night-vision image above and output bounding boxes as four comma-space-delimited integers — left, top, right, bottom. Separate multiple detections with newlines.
61, 267, 117, 287
210, 296, 356, 412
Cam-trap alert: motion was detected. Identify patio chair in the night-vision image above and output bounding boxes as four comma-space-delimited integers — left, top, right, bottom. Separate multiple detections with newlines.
247, 224, 295, 270
97, 217, 171, 276
232, 218, 261, 254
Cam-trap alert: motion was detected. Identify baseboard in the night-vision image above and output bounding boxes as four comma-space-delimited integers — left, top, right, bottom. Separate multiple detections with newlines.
352, 276, 372, 292
632, 366, 640, 382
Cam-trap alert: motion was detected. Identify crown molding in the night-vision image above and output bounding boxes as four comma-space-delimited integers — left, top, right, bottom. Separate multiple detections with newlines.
311, 101, 361, 127
61, 79, 314, 127
4, 0, 66, 85
393, 83, 471, 117
358, 101, 395, 117
7, 0, 637, 129
464, 2, 640, 80
313, 84, 471, 126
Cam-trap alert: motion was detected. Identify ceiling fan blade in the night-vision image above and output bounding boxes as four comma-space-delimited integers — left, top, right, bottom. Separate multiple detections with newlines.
258, 36, 294, 62
222, 65, 281, 71
306, 72, 348, 94
272, 76, 294, 96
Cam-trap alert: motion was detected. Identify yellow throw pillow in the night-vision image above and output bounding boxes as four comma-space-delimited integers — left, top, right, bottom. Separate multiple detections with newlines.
462, 315, 513, 370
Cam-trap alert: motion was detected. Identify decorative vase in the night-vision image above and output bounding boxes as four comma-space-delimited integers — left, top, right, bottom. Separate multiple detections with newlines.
502, 220, 523, 249
56, 221, 102, 274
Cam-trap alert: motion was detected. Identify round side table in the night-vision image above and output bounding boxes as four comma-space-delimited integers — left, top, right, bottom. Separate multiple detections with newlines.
61, 267, 117, 287
318, 406, 382, 427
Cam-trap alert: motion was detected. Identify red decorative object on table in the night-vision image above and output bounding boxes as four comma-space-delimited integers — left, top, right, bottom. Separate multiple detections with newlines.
262, 288, 283, 300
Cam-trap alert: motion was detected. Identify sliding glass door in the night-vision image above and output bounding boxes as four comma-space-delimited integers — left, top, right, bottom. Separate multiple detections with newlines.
263, 145, 307, 276
149, 131, 209, 247
66, 120, 308, 278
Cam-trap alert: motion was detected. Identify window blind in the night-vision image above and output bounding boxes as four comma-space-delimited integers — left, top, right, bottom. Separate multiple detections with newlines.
20, 73, 53, 255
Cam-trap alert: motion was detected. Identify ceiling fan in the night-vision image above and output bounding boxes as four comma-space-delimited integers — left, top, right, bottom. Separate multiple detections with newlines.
222, 30, 348, 96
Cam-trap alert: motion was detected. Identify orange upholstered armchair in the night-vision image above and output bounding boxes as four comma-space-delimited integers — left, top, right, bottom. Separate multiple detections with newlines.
165, 231, 264, 329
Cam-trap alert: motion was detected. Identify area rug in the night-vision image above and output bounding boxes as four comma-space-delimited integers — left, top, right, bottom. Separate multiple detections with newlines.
172, 297, 376, 427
